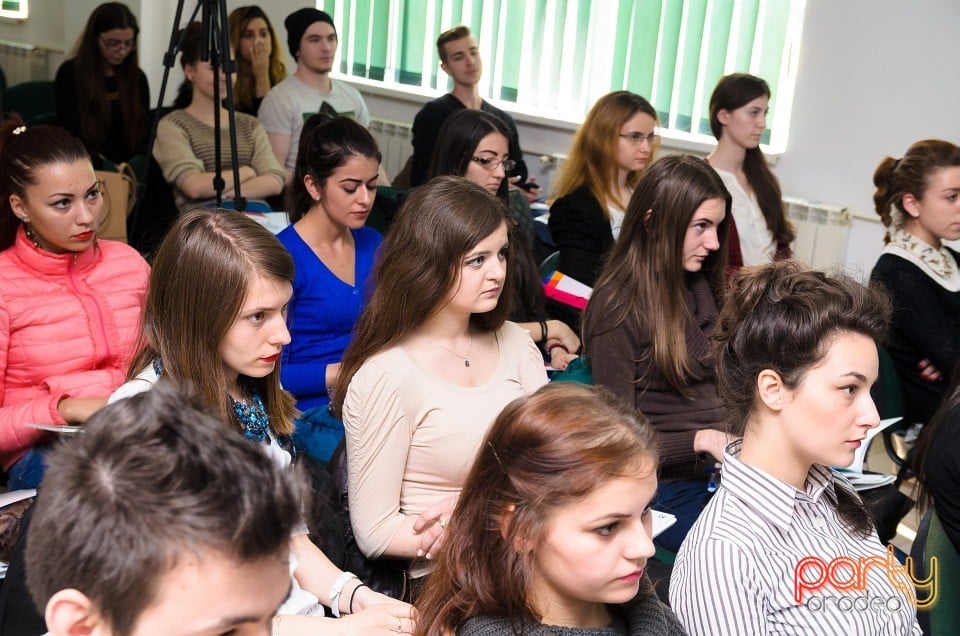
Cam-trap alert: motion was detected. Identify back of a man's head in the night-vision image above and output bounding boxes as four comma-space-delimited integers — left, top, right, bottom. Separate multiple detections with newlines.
26, 383, 299, 635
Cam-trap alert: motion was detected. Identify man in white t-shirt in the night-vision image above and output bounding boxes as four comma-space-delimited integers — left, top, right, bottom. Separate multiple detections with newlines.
258, 8, 371, 182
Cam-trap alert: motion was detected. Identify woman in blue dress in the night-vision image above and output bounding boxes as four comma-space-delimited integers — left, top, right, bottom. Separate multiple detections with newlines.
277, 115, 382, 463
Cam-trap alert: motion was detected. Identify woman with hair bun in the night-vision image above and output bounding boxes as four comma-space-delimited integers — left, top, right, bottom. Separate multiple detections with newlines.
0, 117, 149, 489
415, 383, 684, 635
671, 261, 920, 635
870, 139, 960, 426
706, 73, 793, 269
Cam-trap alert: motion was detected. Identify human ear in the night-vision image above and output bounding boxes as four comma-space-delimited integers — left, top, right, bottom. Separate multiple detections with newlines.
303, 174, 323, 202
9, 194, 27, 220
45, 589, 102, 636
756, 368, 787, 412
902, 192, 921, 218
717, 109, 731, 126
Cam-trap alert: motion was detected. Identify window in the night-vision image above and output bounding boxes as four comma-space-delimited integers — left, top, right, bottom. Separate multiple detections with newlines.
0, 0, 27, 20
318, 0, 805, 152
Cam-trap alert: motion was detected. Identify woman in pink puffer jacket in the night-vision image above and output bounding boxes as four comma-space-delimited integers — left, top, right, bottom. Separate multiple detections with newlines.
0, 116, 149, 489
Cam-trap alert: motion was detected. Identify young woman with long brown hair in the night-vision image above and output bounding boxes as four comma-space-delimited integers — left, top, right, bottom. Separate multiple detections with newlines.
706, 73, 793, 268
583, 155, 730, 553
548, 91, 660, 289
415, 383, 684, 635
111, 210, 415, 635
671, 262, 920, 635
429, 109, 579, 369
54, 2, 149, 166
228, 5, 287, 116
333, 176, 548, 584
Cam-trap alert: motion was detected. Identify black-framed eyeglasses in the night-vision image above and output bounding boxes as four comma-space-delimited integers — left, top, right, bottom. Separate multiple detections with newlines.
619, 131, 660, 145
471, 156, 517, 172
100, 35, 137, 52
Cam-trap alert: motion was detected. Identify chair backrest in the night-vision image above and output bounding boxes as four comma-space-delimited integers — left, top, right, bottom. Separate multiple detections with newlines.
912, 509, 960, 633
2, 81, 55, 126
873, 343, 905, 419
538, 250, 560, 279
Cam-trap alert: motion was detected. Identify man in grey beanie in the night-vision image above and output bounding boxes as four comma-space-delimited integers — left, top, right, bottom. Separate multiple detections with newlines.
258, 7, 372, 183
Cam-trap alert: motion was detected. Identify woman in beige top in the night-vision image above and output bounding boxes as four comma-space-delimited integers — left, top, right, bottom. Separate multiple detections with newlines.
333, 176, 548, 581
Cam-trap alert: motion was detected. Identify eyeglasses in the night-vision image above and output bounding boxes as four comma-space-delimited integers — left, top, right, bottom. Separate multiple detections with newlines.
100, 36, 137, 52
619, 131, 660, 145
471, 156, 516, 172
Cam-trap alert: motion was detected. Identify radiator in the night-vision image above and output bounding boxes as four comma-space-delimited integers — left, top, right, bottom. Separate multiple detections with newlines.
368, 117, 413, 184
0, 40, 54, 86
784, 196, 850, 269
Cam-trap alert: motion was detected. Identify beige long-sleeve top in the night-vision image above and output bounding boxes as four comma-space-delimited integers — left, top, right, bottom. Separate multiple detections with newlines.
342, 321, 547, 565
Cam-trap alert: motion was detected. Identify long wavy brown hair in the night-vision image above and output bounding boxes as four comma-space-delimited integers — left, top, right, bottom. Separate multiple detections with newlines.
332, 176, 513, 416
552, 91, 659, 216
68, 2, 146, 156
228, 5, 287, 114
128, 210, 297, 436
415, 383, 658, 635
583, 155, 730, 395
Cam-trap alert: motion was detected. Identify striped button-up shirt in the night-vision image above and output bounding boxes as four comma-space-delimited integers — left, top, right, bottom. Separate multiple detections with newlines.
670, 440, 921, 635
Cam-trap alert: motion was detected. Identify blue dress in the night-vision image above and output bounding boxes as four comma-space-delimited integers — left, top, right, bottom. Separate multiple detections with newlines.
278, 224, 382, 462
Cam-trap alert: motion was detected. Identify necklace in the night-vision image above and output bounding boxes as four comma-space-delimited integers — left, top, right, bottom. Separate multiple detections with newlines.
419, 333, 474, 368
23, 224, 44, 250
152, 358, 297, 459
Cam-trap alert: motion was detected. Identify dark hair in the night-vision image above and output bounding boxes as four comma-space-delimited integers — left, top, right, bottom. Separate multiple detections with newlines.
583, 155, 730, 395
228, 5, 286, 113
25, 382, 299, 635
172, 22, 204, 109
552, 91, 660, 216
129, 209, 298, 436
333, 176, 513, 416
70, 2, 146, 154
709, 73, 794, 246
0, 116, 91, 250
287, 114, 381, 222
428, 109, 545, 322
914, 361, 960, 515
415, 383, 658, 635
437, 25, 471, 63
873, 139, 960, 243
713, 260, 891, 538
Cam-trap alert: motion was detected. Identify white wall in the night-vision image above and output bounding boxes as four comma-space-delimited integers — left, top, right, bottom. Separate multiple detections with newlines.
775, 0, 960, 277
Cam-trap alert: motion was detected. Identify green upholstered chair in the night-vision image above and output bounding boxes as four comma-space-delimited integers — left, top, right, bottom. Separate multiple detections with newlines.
2, 81, 55, 126
912, 510, 960, 634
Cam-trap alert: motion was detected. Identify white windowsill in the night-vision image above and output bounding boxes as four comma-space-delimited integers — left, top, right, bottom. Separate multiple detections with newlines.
336, 73, 784, 164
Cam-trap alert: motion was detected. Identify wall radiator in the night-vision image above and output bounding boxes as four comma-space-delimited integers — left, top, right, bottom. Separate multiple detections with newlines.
368, 117, 413, 183
783, 196, 850, 270
0, 40, 55, 86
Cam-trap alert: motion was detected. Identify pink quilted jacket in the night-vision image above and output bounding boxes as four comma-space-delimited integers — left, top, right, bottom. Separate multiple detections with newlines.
0, 228, 149, 470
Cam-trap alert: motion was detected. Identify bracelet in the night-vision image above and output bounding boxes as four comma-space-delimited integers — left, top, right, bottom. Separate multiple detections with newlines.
538, 319, 549, 343
349, 583, 369, 614
329, 571, 358, 618
546, 341, 570, 355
